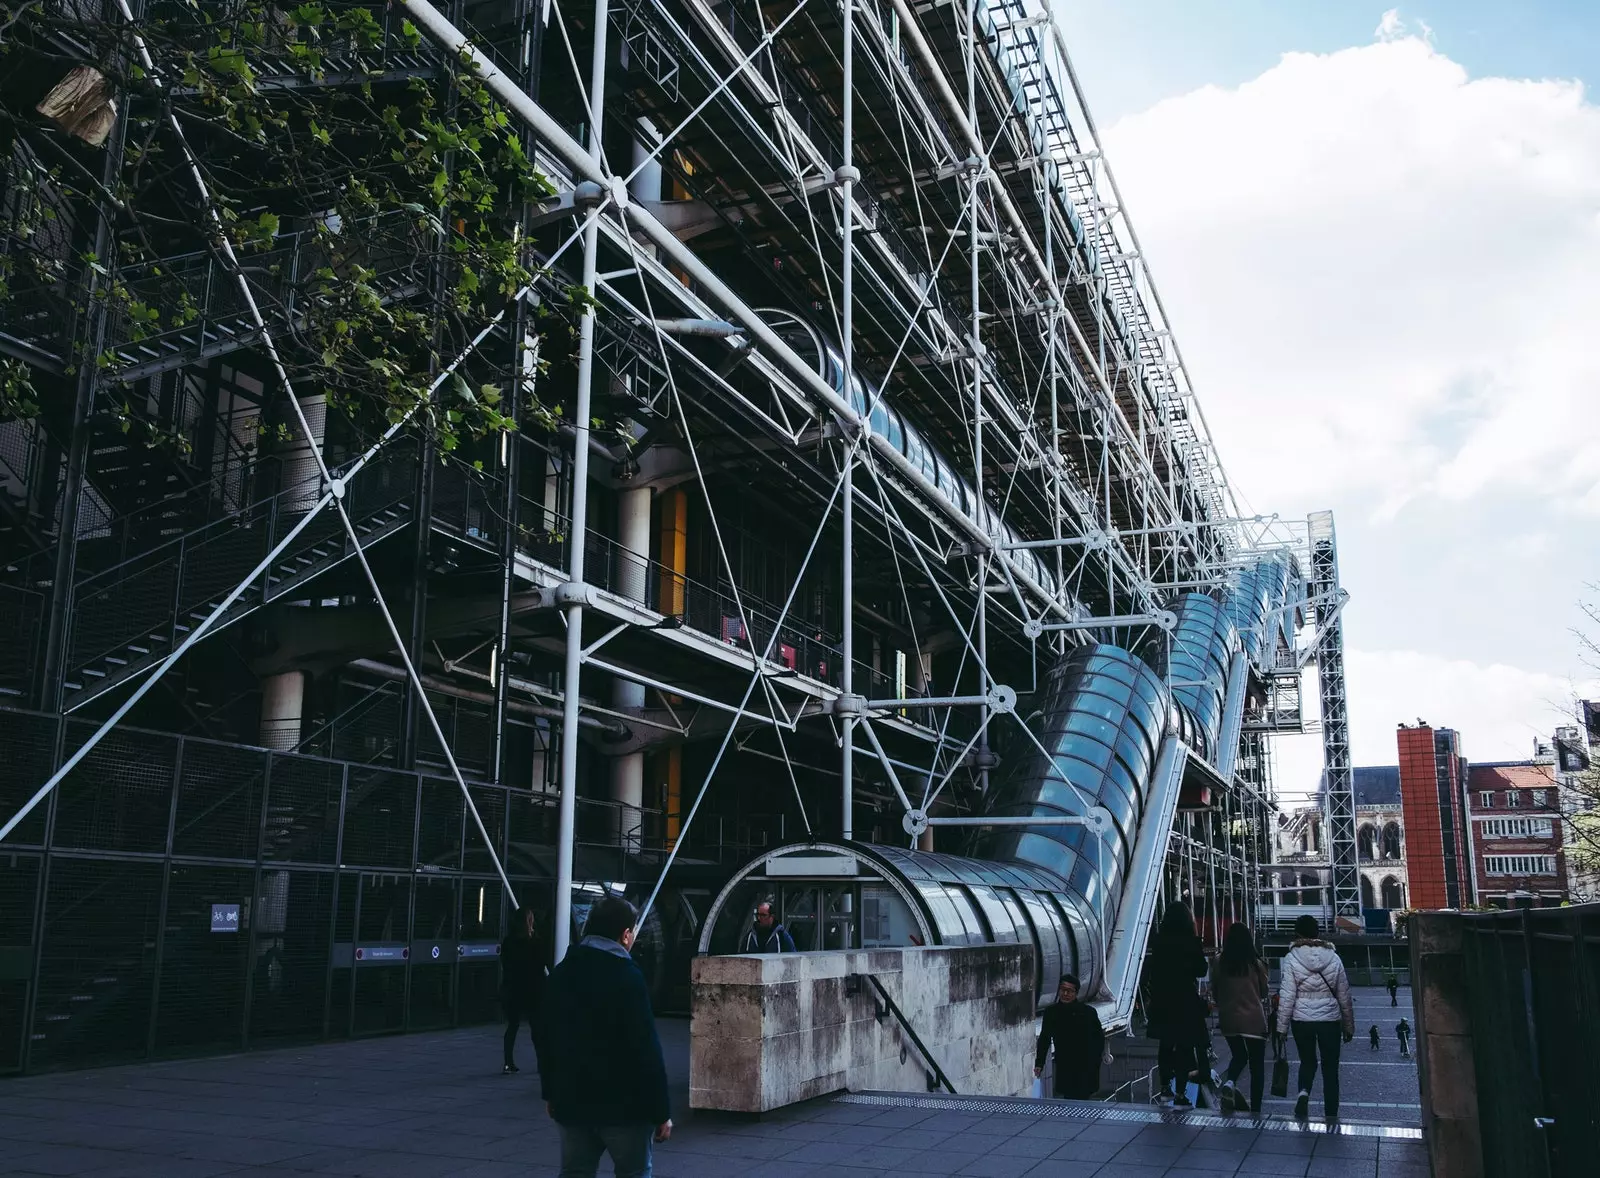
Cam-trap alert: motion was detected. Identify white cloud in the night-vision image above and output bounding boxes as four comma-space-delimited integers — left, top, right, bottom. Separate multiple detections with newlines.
1273, 648, 1594, 799
1104, 34, 1600, 520
1375, 9, 1405, 41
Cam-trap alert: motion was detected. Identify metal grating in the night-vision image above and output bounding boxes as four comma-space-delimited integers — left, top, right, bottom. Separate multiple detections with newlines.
262, 754, 343, 864
416, 777, 465, 870
835, 1092, 1424, 1140
342, 769, 418, 869
249, 869, 335, 1044
0, 709, 57, 847
53, 724, 178, 854
173, 740, 265, 860
154, 864, 254, 1053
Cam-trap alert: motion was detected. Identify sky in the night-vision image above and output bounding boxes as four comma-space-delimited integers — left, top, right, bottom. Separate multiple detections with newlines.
1055, 3, 1600, 796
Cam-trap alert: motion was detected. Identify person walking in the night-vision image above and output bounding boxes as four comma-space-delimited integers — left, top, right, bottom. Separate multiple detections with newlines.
1396, 1017, 1411, 1058
1210, 923, 1269, 1114
500, 906, 547, 1075
741, 902, 796, 953
1034, 974, 1106, 1099
539, 895, 671, 1178
1277, 914, 1355, 1122
1369, 1024, 1381, 1052
1386, 972, 1399, 1007
1147, 902, 1209, 1108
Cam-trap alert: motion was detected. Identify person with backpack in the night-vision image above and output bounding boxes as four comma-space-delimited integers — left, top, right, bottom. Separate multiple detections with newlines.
741, 902, 796, 953
1277, 914, 1355, 1122
1147, 902, 1209, 1108
1209, 923, 1269, 1114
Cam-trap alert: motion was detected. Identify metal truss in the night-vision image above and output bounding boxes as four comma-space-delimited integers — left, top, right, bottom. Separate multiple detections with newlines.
0, 0, 1358, 977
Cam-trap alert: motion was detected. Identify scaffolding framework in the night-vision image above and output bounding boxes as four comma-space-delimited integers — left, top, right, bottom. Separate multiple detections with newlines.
0, 0, 1352, 1071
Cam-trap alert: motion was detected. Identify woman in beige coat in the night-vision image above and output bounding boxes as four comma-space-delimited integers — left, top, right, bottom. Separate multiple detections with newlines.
1209, 923, 1269, 1112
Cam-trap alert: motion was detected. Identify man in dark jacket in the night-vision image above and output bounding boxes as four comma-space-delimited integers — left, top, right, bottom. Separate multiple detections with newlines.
1034, 974, 1106, 1099
500, 906, 546, 1074
539, 895, 671, 1177
741, 902, 797, 953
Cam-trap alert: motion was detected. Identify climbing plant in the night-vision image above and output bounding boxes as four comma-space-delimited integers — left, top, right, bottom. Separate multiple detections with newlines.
0, 0, 583, 452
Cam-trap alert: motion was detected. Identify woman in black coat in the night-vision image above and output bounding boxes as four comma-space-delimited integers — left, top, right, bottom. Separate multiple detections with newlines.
1146, 902, 1209, 1107
500, 906, 547, 1073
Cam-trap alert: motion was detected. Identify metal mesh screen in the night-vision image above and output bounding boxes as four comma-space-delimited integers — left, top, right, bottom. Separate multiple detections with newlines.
350, 873, 409, 1035
0, 709, 56, 847
154, 864, 253, 1053
261, 753, 342, 863
249, 869, 334, 1044
458, 878, 506, 1024
173, 740, 265, 860
0, 855, 40, 1072
416, 777, 463, 870
464, 784, 506, 875
342, 769, 417, 868
53, 724, 177, 853
408, 877, 456, 1030
31, 858, 162, 1070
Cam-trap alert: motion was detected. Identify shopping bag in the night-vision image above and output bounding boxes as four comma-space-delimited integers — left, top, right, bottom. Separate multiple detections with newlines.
1031, 1076, 1044, 1100
1270, 1055, 1289, 1099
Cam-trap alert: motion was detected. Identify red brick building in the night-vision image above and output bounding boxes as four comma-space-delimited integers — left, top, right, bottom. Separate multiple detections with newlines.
1397, 724, 1474, 909
1467, 762, 1569, 907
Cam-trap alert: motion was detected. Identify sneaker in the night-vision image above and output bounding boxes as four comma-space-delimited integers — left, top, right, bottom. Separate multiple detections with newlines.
1173, 1092, 1193, 1108
1154, 1090, 1176, 1107
1220, 1081, 1240, 1111
1294, 1092, 1309, 1119
502, 1063, 519, 1074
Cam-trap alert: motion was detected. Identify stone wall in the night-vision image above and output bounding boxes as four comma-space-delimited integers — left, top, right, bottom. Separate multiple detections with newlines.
689, 945, 1037, 1113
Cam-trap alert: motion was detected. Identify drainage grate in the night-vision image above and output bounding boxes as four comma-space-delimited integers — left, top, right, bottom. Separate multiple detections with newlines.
835, 1092, 1424, 1140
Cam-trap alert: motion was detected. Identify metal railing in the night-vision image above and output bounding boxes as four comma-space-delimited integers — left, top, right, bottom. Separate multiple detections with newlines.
851, 971, 958, 1094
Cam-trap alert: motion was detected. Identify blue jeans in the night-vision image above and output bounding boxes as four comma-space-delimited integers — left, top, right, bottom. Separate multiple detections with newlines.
558, 1124, 654, 1178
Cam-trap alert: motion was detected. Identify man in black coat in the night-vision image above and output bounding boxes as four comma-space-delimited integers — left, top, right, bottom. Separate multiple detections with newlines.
539, 895, 671, 1177
1034, 974, 1106, 1099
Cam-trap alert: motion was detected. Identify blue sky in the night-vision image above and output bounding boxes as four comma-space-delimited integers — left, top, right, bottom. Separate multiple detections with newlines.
1061, 1, 1600, 122
1052, 5, 1600, 791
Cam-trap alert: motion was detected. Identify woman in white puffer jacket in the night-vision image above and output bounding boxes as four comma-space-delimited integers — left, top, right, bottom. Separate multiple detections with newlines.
1277, 914, 1355, 1122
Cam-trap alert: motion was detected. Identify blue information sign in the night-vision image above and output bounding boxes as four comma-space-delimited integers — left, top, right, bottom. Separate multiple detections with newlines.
210, 903, 240, 933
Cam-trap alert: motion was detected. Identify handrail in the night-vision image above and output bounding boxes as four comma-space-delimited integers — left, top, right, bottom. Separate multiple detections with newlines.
1104, 1065, 1161, 1105
1096, 731, 1188, 1030
852, 972, 957, 1095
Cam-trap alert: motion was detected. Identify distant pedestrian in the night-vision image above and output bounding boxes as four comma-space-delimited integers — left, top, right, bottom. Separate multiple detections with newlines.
1147, 902, 1209, 1108
1034, 973, 1106, 1099
1386, 972, 1399, 1007
1369, 1024, 1381, 1051
741, 902, 796, 953
1397, 1017, 1411, 1058
1278, 914, 1354, 1123
539, 895, 672, 1178
500, 906, 547, 1075
1210, 923, 1270, 1114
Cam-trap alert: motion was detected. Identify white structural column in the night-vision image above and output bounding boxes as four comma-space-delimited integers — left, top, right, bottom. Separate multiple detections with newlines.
260, 388, 325, 750
611, 484, 652, 849
282, 392, 327, 511
554, 0, 612, 963
965, 0, 992, 795
258, 670, 305, 752
838, 0, 858, 841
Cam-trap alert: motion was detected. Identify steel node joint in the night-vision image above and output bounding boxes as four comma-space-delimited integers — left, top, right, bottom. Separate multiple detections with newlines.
833, 164, 862, 186
573, 179, 607, 209
832, 692, 869, 719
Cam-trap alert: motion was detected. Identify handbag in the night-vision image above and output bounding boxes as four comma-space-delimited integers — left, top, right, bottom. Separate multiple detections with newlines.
1270, 1054, 1290, 1099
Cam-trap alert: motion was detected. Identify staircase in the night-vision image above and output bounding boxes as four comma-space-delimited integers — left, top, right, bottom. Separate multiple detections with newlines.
61, 442, 418, 711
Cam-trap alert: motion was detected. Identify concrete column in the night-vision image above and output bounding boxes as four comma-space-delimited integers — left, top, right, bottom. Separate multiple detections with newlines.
282, 392, 326, 511
1410, 910, 1483, 1178
657, 487, 687, 616
258, 670, 305, 752
611, 484, 652, 849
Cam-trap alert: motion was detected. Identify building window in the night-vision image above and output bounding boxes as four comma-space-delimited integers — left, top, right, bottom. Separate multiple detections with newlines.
1506, 791, 1521, 808
1484, 855, 1556, 876
1480, 791, 1495, 808
1533, 789, 1548, 807
1480, 818, 1553, 840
